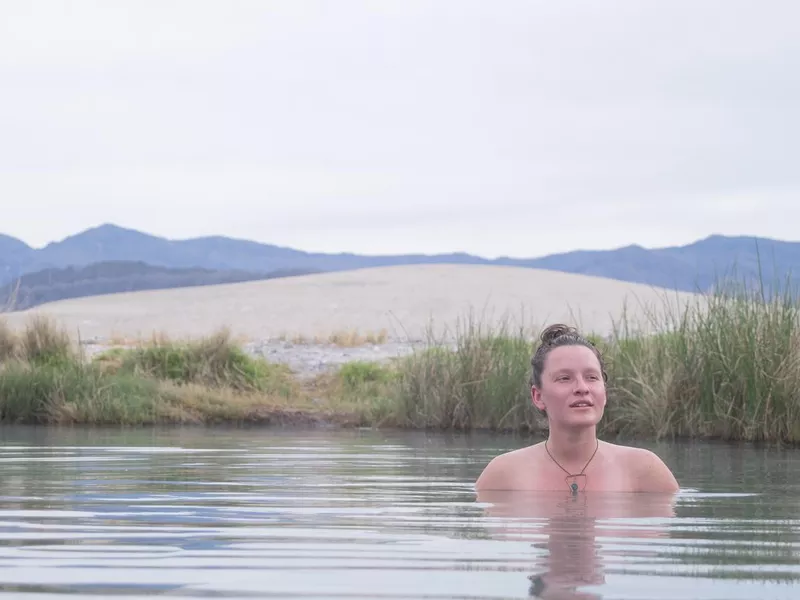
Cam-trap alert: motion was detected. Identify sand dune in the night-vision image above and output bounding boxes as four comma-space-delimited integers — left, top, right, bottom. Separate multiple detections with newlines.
1, 265, 703, 342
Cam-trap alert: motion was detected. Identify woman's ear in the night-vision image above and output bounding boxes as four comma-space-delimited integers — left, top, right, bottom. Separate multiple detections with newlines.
531, 386, 547, 412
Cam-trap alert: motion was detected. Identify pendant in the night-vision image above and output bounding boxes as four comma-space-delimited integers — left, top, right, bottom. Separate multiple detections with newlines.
565, 474, 587, 494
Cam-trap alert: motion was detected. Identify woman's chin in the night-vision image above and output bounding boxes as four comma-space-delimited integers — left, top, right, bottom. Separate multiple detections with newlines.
562, 409, 604, 427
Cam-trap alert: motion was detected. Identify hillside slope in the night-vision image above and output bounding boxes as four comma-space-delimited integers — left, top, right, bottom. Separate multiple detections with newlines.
1, 264, 703, 342
0, 260, 317, 311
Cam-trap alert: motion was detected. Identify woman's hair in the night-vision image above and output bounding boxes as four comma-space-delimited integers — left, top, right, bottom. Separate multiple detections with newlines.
530, 323, 607, 388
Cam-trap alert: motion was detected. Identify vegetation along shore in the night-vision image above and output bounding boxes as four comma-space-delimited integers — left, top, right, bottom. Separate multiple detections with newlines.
1, 274, 798, 444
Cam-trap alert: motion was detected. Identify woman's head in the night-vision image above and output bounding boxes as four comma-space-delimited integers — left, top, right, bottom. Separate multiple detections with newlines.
529, 324, 608, 427
530, 324, 607, 389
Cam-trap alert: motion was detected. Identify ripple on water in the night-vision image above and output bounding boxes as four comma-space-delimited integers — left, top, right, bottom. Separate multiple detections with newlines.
0, 431, 799, 599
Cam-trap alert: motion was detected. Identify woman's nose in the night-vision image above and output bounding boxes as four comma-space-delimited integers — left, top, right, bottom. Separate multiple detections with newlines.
574, 377, 590, 392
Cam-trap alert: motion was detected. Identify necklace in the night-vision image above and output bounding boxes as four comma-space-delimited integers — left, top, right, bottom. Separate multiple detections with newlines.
545, 439, 599, 495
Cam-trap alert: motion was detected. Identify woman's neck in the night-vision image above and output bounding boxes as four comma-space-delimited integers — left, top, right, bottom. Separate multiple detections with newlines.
545, 428, 599, 467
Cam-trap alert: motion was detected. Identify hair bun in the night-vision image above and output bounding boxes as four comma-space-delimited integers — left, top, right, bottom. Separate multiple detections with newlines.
540, 323, 579, 345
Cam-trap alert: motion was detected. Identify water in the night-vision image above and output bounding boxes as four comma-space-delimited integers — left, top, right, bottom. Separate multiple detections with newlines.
0, 426, 799, 599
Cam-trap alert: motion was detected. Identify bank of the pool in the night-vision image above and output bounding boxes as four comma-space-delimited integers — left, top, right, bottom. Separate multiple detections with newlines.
2, 274, 799, 443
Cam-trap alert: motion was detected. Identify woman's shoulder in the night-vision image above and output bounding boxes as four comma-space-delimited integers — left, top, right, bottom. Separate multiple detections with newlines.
474, 444, 542, 491
605, 442, 680, 492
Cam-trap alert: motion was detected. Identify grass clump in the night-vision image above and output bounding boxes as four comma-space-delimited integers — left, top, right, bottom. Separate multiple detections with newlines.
0, 315, 74, 365
104, 328, 299, 397
385, 318, 536, 431
1, 319, 335, 426
309, 360, 400, 427
18, 315, 75, 365
0, 359, 329, 426
0, 360, 164, 425
339, 360, 396, 389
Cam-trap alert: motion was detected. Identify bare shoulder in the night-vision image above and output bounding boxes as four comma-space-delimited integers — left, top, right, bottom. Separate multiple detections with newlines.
474, 445, 538, 491
618, 445, 680, 493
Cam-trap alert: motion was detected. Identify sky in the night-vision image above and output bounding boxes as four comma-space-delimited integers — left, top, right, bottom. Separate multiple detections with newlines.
2, 0, 799, 259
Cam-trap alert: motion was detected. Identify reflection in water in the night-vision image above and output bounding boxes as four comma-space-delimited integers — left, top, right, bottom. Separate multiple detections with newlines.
477, 490, 677, 599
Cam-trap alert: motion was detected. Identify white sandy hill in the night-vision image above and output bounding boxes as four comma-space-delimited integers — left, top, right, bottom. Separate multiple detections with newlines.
2, 264, 703, 343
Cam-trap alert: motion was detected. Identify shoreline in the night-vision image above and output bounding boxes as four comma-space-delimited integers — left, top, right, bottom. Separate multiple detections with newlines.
2, 264, 798, 444
1, 410, 794, 451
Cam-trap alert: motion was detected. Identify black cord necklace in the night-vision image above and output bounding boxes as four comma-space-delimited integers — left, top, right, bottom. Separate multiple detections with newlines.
545, 439, 599, 495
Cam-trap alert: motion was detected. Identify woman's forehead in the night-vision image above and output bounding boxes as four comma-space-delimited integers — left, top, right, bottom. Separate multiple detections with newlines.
545, 345, 601, 369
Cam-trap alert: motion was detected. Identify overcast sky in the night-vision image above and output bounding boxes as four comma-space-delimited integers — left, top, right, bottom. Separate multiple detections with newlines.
2, 1, 798, 258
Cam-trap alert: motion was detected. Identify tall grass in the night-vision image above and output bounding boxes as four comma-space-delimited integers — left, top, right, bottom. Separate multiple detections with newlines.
0, 319, 16, 363
370, 275, 800, 442
0, 314, 74, 365
604, 277, 800, 442
0, 320, 317, 425
108, 328, 298, 396
311, 360, 401, 426
386, 316, 537, 431
0, 360, 165, 425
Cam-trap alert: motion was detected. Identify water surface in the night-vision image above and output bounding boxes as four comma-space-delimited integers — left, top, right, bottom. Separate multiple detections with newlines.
0, 426, 798, 599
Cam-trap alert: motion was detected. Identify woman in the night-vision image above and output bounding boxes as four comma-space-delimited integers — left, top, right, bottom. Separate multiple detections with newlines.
475, 324, 679, 493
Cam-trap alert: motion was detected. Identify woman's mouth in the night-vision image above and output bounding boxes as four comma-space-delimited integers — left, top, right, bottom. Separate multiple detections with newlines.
570, 400, 594, 408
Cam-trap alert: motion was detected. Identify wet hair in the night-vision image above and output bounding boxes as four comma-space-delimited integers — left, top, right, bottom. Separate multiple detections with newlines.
529, 323, 608, 388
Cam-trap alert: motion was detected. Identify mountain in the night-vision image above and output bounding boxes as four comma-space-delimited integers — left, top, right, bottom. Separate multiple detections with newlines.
512, 235, 800, 292
0, 224, 797, 310
0, 234, 31, 258
0, 234, 33, 287
505, 235, 798, 293
20, 224, 490, 275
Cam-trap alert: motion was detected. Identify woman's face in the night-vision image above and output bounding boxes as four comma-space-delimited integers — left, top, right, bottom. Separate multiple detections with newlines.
531, 345, 607, 428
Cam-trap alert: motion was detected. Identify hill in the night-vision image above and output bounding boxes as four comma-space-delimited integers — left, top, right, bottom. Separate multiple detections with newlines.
0, 260, 318, 311
0, 224, 796, 304
0, 264, 703, 343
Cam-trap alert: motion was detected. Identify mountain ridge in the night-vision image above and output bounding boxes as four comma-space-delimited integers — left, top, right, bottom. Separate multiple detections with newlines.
1, 223, 796, 310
